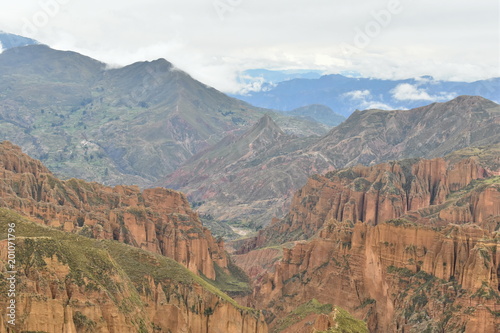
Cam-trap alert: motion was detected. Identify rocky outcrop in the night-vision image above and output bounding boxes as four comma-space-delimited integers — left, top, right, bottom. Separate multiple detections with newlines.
0, 141, 227, 279
164, 96, 500, 228
249, 221, 499, 332
253, 156, 494, 246
233, 150, 500, 332
0, 210, 267, 333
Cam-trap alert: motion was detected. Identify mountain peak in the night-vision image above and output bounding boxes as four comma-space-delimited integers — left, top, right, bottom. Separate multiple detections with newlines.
256, 113, 276, 126
287, 104, 346, 126
143, 58, 174, 71
0, 44, 105, 82
420, 95, 500, 116
449, 95, 498, 105
0, 141, 51, 175
0, 32, 39, 50
249, 114, 285, 137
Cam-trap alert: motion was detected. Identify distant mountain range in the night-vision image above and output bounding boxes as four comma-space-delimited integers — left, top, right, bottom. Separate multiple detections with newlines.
237, 69, 323, 91
1, 41, 499, 232
233, 73, 500, 117
0, 44, 327, 186
0, 31, 39, 50
162, 96, 500, 228
1, 33, 499, 333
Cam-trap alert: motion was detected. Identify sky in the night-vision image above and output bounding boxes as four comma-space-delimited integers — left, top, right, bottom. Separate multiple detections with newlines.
0, 0, 498, 93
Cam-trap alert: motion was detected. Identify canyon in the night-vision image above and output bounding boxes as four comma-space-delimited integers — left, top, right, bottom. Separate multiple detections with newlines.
0, 141, 268, 332
233, 145, 500, 332
0, 209, 267, 333
0, 133, 498, 332
165, 96, 500, 228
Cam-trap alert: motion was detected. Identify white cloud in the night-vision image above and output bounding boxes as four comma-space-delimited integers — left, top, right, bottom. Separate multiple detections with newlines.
0, 41, 3, 54
0, 0, 497, 92
343, 89, 394, 110
235, 75, 274, 95
343, 90, 371, 100
391, 83, 433, 101
361, 101, 393, 110
391, 83, 457, 101
414, 76, 435, 85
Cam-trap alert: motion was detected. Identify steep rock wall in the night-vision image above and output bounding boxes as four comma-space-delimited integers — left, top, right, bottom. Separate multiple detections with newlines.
0, 141, 227, 279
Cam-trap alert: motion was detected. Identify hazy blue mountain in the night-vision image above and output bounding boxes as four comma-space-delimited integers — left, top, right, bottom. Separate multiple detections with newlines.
281, 104, 346, 127
0, 32, 39, 50
232, 74, 500, 117
239, 69, 323, 85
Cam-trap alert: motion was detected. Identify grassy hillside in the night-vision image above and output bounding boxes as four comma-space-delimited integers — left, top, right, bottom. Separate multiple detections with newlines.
0, 45, 328, 187
0, 208, 255, 312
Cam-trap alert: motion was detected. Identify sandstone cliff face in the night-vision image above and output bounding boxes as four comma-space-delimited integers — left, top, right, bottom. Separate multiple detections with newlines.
254, 156, 494, 246
233, 153, 500, 332
0, 210, 268, 333
249, 221, 499, 333
0, 141, 227, 280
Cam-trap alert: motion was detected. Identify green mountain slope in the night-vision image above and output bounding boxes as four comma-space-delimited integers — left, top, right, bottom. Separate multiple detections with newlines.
0, 45, 327, 186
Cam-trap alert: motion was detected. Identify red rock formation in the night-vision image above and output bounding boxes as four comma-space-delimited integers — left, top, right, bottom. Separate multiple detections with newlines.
0, 227, 267, 333
0, 141, 227, 279
253, 156, 492, 247
249, 221, 499, 332
234, 153, 499, 332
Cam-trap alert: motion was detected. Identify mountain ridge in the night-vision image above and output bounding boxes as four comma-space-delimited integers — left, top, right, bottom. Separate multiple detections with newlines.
233, 73, 500, 118
164, 96, 500, 228
0, 44, 328, 187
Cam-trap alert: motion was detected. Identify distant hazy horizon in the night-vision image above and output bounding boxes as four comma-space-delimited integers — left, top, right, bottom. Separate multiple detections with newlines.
0, 0, 498, 93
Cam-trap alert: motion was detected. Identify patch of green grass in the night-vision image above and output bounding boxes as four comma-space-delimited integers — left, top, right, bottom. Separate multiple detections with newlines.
354, 298, 376, 310
445, 144, 500, 171
0, 208, 260, 317
73, 311, 96, 332
325, 306, 369, 333
387, 265, 415, 277
351, 178, 372, 192
200, 261, 252, 296
384, 218, 416, 227
273, 299, 333, 332
447, 176, 500, 200
330, 169, 359, 180
471, 282, 500, 301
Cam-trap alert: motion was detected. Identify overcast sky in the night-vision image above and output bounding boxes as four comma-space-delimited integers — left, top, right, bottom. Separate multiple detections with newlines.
0, 0, 498, 92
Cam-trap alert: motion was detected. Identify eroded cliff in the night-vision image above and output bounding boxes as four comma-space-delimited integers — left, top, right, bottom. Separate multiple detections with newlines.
0, 141, 227, 280
253, 153, 497, 247
0, 209, 267, 332
233, 148, 500, 332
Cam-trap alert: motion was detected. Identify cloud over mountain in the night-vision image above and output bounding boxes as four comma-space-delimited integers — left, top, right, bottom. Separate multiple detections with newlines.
391, 83, 457, 101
